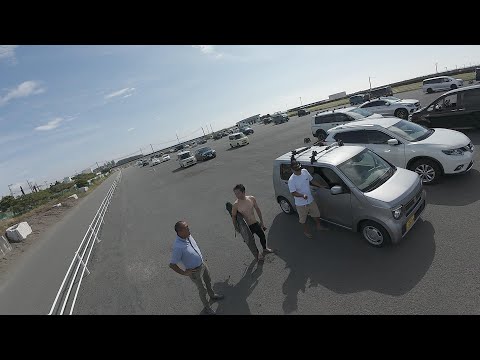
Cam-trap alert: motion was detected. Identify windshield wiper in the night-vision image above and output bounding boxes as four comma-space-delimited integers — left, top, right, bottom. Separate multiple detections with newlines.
363, 167, 394, 192
414, 129, 434, 142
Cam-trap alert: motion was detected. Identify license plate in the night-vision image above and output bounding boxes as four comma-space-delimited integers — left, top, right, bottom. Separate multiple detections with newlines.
406, 215, 415, 232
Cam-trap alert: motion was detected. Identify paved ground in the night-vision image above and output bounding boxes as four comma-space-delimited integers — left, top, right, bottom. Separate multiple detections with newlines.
0, 174, 116, 314
74, 88, 480, 315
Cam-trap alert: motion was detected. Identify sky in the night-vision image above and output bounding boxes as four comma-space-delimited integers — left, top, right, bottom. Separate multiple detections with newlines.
1, 45, 479, 196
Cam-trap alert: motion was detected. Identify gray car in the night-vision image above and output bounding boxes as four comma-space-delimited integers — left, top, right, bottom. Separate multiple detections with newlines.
273, 143, 426, 247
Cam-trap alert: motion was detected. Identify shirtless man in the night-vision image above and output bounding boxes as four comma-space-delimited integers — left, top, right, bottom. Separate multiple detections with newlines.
232, 184, 273, 261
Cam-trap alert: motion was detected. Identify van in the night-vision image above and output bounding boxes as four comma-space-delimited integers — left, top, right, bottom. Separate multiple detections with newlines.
410, 84, 480, 129
273, 143, 426, 247
229, 132, 249, 148
177, 150, 197, 168
422, 76, 463, 94
368, 86, 393, 99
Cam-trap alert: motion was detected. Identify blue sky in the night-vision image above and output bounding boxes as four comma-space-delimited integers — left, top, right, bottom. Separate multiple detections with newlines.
1, 45, 479, 196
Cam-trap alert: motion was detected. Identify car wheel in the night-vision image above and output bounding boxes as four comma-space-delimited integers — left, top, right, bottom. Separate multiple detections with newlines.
278, 197, 294, 215
427, 88, 433, 94
409, 158, 442, 185
450, 84, 457, 90
360, 221, 391, 247
394, 108, 409, 119
315, 129, 327, 140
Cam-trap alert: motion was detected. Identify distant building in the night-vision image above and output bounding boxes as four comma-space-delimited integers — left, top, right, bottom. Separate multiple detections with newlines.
81, 168, 93, 174
63, 177, 73, 183
328, 91, 347, 100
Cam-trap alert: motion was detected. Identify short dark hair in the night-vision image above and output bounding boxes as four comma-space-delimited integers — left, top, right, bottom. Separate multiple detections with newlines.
233, 184, 245, 193
174, 221, 186, 234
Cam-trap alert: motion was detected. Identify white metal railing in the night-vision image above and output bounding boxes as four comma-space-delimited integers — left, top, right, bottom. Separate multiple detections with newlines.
48, 171, 122, 315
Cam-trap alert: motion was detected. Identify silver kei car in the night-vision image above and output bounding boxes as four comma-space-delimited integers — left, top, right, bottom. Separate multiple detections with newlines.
273, 142, 426, 247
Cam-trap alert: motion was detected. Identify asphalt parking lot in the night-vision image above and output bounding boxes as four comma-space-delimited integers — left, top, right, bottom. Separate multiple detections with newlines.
75, 88, 480, 314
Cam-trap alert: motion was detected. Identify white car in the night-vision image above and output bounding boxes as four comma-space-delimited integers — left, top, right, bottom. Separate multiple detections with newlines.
177, 150, 197, 168
229, 132, 249, 148
162, 154, 171, 162
311, 107, 383, 140
358, 97, 421, 120
422, 76, 464, 94
151, 157, 161, 166
324, 117, 474, 184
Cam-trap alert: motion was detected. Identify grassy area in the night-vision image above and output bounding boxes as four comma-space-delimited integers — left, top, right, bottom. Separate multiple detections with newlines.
288, 70, 477, 116
0, 174, 109, 235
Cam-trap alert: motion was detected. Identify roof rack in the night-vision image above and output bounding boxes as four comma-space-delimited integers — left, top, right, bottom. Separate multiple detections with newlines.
290, 146, 311, 162
309, 141, 343, 164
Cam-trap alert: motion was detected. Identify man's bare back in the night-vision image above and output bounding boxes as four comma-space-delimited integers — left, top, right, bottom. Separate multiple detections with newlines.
234, 196, 257, 226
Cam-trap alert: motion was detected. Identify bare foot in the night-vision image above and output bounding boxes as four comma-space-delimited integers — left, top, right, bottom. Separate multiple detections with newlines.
304, 232, 313, 239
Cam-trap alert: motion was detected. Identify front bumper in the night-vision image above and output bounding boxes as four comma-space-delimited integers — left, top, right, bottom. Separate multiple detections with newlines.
441, 151, 475, 174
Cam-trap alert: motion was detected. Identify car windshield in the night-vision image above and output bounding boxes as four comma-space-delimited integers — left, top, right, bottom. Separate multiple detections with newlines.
381, 96, 401, 102
179, 153, 191, 160
234, 134, 245, 139
349, 108, 374, 117
197, 147, 211, 153
387, 120, 433, 142
338, 149, 396, 193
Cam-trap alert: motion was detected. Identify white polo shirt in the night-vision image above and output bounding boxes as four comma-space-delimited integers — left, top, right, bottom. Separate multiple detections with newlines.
288, 169, 314, 206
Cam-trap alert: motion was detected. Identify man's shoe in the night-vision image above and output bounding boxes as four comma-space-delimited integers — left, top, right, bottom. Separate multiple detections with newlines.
211, 293, 224, 301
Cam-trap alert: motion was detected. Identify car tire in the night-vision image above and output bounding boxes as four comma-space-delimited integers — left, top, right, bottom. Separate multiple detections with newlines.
278, 197, 295, 215
315, 129, 327, 140
450, 84, 457, 90
230, 144, 233, 148
360, 221, 391, 247
427, 88, 433, 94
409, 158, 442, 185
394, 108, 409, 119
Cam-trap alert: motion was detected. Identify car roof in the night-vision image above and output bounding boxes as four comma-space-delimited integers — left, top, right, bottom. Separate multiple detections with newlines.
177, 150, 191, 155
230, 132, 244, 136
275, 144, 365, 167
424, 75, 454, 81
328, 116, 401, 132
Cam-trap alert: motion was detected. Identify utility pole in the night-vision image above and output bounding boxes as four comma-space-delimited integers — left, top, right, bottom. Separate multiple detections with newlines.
150, 144, 154, 153
435, 62, 438, 73
201, 127, 205, 136
210, 124, 214, 133
369, 76, 372, 93
299, 97, 302, 106
176, 132, 180, 144
445, 67, 447, 72
8, 184, 13, 197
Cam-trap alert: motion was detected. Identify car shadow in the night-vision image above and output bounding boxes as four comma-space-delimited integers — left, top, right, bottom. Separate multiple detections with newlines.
171, 166, 187, 173
212, 259, 263, 315
226, 145, 247, 151
267, 213, 436, 314
426, 169, 480, 206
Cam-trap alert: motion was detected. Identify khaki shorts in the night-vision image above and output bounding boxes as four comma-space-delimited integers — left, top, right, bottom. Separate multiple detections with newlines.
296, 201, 320, 224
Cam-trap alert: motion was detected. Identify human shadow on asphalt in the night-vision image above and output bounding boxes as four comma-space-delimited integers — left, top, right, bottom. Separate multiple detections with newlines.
267, 213, 436, 314
211, 259, 263, 315
426, 169, 480, 206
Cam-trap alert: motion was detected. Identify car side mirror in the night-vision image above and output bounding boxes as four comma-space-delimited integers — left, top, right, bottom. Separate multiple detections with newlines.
387, 139, 399, 146
330, 185, 344, 195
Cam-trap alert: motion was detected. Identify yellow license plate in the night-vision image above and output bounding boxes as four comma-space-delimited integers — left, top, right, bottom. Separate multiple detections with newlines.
406, 215, 415, 232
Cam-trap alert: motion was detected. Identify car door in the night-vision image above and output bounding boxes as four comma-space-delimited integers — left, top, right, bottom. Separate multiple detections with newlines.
364, 130, 406, 167
424, 93, 462, 128
361, 100, 386, 116
334, 113, 354, 127
332, 129, 368, 146
311, 166, 353, 229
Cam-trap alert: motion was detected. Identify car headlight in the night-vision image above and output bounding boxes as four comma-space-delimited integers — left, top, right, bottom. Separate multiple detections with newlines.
442, 148, 464, 156
392, 206, 402, 220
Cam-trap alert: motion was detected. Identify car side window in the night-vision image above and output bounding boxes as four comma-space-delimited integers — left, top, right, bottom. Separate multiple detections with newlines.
334, 130, 367, 144
315, 114, 335, 124
366, 130, 393, 144
334, 113, 350, 122
462, 89, 480, 108
280, 164, 293, 180
317, 167, 348, 190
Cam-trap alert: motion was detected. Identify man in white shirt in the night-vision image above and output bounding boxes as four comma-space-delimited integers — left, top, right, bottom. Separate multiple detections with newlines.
288, 160, 327, 238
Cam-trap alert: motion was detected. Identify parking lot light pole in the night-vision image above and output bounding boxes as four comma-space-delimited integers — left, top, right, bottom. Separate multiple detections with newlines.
435, 62, 438, 73
369, 76, 372, 92
299, 97, 302, 106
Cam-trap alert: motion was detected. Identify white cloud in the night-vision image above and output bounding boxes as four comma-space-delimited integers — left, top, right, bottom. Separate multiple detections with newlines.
0, 81, 45, 106
0, 45, 18, 63
35, 117, 63, 131
127, 127, 135, 132
123, 94, 133, 98
192, 45, 223, 59
105, 87, 135, 99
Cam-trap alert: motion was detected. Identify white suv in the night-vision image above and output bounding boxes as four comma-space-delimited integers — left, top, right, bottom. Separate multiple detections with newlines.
177, 150, 197, 168
324, 117, 474, 184
229, 132, 249, 148
422, 76, 464, 94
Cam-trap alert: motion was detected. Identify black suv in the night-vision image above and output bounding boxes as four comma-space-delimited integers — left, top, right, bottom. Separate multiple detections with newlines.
297, 108, 310, 117
272, 114, 289, 124
410, 85, 480, 129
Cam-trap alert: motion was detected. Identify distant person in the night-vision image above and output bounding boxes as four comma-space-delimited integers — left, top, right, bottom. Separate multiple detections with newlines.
288, 160, 327, 238
232, 184, 273, 261
169, 220, 224, 315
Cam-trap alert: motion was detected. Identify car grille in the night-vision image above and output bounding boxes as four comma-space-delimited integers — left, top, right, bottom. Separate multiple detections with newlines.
404, 188, 423, 218
402, 200, 425, 236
